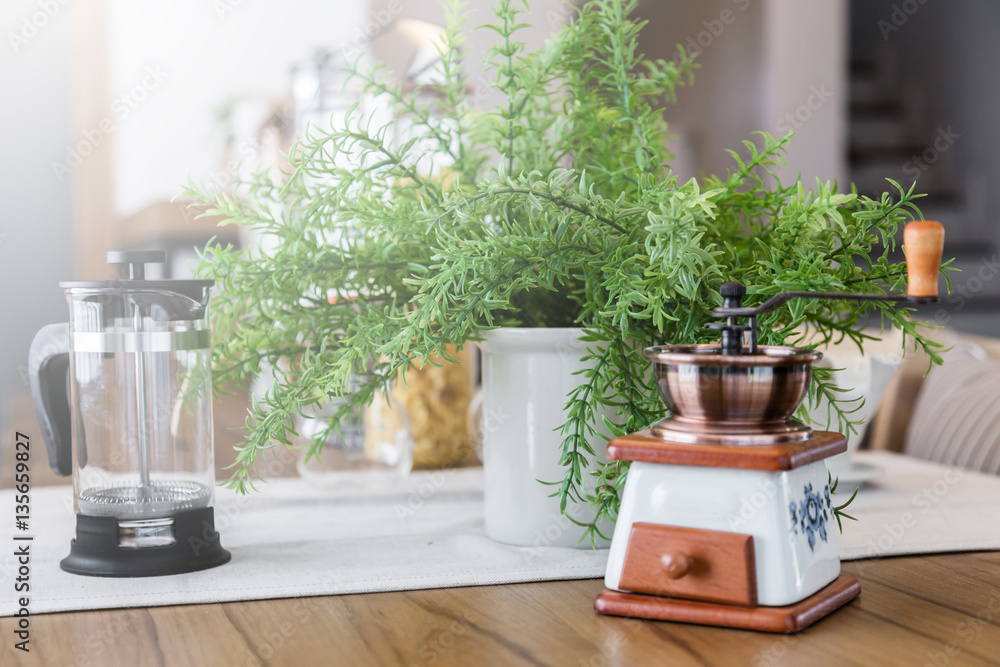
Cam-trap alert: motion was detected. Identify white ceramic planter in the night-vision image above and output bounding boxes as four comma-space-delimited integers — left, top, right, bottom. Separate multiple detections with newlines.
480, 328, 613, 547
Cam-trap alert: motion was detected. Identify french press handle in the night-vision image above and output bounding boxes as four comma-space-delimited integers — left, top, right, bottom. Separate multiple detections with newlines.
28, 323, 73, 476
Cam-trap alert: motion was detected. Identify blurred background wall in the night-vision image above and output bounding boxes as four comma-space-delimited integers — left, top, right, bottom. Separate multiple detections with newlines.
2, 0, 1000, 434
635, 0, 847, 186
0, 0, 75, 424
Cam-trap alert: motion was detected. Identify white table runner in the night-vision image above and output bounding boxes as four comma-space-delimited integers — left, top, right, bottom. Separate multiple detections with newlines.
2, 451, 999, 616
836, 451, 1000, 560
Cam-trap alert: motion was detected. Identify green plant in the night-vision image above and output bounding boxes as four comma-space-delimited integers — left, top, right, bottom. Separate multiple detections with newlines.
185, 0, 948, 543
829, 471, 859, 532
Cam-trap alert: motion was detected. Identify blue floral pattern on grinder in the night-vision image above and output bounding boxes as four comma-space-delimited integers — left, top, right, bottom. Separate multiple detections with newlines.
789, 483, 832, 551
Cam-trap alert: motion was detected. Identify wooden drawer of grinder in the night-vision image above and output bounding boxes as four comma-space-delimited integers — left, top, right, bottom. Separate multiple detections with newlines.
618, 523, 757, 606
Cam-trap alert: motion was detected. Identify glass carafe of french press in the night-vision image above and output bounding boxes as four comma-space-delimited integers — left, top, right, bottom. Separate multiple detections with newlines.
29, 251, 230, 576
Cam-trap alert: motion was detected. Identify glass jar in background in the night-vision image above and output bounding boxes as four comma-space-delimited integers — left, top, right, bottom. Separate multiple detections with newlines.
384, 345, 478, 469
296, 344, 477, 493
290, 49, 358, 142
296, 380, 414, 493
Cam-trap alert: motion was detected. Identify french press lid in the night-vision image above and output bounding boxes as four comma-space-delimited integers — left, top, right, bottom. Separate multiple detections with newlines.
59, 250, 215, 321
60, 250, 213, 290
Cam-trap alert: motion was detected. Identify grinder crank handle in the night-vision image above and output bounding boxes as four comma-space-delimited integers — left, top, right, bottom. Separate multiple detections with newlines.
903, 220, 945, 298
712, 220, 947, 320
709, 221, 946, 354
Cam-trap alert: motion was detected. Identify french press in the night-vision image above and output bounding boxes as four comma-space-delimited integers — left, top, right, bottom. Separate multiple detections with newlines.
29, 251, 230, 576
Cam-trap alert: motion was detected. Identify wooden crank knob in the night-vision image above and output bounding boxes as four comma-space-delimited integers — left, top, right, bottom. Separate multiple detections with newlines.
904, 220, 945, 298
661, 552, 694, 580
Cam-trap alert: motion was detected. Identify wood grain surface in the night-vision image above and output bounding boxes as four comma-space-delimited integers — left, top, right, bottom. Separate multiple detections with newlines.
4, 392, 999, 665
596, 574, 860, 634
2, 553, 999, 666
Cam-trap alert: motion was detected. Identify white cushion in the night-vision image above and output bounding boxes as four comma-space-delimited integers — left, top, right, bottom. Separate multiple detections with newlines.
803, 329, 905, 473
906, 342, 1000, 474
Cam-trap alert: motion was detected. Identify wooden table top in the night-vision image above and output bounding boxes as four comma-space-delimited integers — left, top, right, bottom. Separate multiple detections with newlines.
5, 392, 1000, 665
3, 551, 999, 666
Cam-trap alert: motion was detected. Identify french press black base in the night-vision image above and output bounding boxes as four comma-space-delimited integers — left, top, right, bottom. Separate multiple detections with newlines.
61, 508, 232, 578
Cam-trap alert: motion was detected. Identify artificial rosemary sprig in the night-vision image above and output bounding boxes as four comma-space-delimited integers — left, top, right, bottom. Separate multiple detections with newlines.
185, 0, 948, 542
829, 471, 860, 532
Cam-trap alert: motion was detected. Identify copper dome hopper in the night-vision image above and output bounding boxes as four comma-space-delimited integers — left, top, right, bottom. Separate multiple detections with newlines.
644, 221, 945, 447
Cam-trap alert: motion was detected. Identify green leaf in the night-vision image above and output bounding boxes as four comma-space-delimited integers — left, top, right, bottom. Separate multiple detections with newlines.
185, 0, 948, 543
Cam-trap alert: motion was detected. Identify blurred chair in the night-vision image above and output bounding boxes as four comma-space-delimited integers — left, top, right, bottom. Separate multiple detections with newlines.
869, 332, 1000, 475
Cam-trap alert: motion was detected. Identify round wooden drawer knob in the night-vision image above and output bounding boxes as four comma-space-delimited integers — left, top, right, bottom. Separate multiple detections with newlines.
661, 552, 694, 580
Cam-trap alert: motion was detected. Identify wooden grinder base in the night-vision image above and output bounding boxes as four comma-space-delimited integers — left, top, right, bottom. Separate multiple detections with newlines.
595, 574, 860, 634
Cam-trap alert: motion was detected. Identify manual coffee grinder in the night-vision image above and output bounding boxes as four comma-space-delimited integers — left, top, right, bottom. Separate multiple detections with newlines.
596, 221, 944, 632
29, 251, 231, 576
